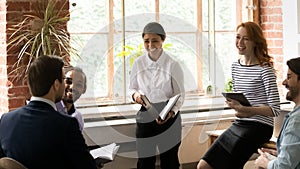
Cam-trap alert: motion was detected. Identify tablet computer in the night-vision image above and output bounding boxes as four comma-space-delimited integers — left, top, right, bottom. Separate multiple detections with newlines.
222, 92, 251, 106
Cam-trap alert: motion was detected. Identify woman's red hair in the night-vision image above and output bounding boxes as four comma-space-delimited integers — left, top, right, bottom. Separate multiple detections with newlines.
237, 22, 274, 67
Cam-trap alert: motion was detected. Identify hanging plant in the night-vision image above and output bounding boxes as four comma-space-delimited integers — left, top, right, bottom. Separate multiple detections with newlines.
8, 0, 79, 81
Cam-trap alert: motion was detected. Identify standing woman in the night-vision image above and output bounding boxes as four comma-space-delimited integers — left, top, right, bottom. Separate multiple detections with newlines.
129, 22, 185, 169
197, 21, 281, 169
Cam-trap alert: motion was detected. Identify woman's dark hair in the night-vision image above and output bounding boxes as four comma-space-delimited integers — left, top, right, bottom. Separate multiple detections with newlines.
142, 22, 166, 40
142, 33, 166, 41
287, 57, 300, 80
28, 55, 64, 96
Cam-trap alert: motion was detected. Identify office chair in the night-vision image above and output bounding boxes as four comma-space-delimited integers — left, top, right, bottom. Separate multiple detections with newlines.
0, 157, 28, 169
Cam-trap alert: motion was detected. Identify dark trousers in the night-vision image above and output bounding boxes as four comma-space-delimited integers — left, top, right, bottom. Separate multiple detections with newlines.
136, 102, 182, 169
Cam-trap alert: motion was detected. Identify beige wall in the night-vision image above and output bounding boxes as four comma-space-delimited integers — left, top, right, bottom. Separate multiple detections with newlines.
179, 119, 233, 163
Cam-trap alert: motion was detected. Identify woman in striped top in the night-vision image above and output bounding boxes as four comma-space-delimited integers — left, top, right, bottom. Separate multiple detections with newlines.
197, 22, 281, 169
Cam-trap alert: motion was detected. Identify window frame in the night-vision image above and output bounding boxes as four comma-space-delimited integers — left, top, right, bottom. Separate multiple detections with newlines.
69, 0, 258, 108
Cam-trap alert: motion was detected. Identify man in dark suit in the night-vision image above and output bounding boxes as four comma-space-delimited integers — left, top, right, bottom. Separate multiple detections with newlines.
0, 55, 98, 169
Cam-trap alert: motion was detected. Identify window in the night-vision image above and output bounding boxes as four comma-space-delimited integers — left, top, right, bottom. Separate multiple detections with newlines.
68, 0, 256, 106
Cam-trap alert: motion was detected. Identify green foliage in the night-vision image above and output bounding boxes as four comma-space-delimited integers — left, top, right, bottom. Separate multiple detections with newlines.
117, 43, 173, 67
224, 78, 233, 92
206, 85, 213, 95
8, 0, 79, 80
163, 43, 173, 50
117, 44, 143, 67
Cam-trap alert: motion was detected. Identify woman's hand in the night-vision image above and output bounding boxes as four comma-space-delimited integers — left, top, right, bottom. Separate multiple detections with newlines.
225, 97, 242, 110
225, 98, 250, 118
95, 158, 104, 169
133, 92, 145, 106
96, 163, 104, 169
156, 111, 174, 125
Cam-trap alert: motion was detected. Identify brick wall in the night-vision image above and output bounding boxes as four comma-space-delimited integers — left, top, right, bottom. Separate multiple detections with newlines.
0, 0, 8, 113
260, 0, 285, 97
5, 0, 31, 113
0, 0, 69, 113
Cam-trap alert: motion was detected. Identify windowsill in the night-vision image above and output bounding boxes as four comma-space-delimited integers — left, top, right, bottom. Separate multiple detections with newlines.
82, 96, 293, 148
84, 109, 237, 128
78, 96, 230, 121
78, 95, 293, 123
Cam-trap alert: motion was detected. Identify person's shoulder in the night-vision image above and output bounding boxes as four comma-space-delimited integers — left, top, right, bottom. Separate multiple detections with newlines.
51, 110, 80, 130
135, 53, 147, 62
285, 107, 300, 122
0, 106, 28, 124
290, 108, 300, 118
2, 106, 26, 117
286, 111, 300, 132
54, 110, 75, 120
260, 64, 276, 74
231, 60, 240, 66
131, 54, 147, 68
261, 63, 273, 69
1, 110, 14, 121
72, 109, 83, 118
162, 52, 178, 64
162, 51, 172, 58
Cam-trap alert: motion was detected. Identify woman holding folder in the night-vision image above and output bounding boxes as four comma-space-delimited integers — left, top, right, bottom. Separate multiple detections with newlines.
129, 22, 185, 169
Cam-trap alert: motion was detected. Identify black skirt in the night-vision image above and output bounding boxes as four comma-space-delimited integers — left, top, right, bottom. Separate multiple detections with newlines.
202, 119, 273, 169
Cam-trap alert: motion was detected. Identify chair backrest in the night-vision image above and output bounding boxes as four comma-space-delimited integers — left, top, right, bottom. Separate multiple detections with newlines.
0, 157, 28, 169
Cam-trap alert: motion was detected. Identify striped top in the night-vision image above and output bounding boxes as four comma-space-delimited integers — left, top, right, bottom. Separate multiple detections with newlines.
231, 60, 280, 126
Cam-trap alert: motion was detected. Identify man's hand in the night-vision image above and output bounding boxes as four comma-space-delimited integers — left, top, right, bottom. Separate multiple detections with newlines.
156, 111, 175, 125
261, 148, 278, 157
255, 149, 270, 169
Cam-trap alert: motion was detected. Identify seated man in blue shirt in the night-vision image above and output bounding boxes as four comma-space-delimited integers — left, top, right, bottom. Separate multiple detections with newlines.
56, 66, 86, 131
56, 67, 103, 168
255, 57, 300, 169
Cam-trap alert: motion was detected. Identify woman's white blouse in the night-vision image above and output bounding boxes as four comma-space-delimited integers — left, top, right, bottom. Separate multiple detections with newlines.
129, 51, 185, 115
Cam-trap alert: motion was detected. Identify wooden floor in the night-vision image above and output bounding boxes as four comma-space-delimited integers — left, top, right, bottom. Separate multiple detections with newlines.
135, 160, 255, 169
181, 160, 255, 169
181, 162, 198, 169
181, 160, 256, 169
130, 163, 197, 169
104, 160, 255, 169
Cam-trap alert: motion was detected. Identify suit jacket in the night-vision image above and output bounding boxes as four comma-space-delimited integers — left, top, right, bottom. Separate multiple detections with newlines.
0, 101, 97, 169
